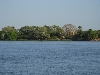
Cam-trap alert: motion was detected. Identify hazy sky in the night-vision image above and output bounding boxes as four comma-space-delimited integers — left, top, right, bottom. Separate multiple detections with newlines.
0, 0, 100, 30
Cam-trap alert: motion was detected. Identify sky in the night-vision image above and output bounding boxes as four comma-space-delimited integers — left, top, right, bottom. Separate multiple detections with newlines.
0, 0, 100, 30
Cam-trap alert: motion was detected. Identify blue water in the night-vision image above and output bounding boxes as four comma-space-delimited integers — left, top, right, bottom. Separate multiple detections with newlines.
0, 41, 100, 75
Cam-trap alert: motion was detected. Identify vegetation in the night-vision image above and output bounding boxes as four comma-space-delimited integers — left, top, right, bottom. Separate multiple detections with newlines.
0, 24, 100, 41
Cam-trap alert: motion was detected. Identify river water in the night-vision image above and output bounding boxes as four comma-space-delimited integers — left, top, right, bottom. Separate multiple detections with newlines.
0, 41, 100, 75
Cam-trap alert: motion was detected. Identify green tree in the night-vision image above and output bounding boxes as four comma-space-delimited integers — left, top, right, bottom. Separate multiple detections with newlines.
0, 31, 2, 40
1, 26, 17, 40
35, 26, 50, 40
78, 26, 82, 31
81, 29, 98, 41
49, 25, 64, 40
97, 30, 100, 38
87, 29, 98, 40
18, 26, 50, 40
18, 26, 35, 40
72, 26, 83, 40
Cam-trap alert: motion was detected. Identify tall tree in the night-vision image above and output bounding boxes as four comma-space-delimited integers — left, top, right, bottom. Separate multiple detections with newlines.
78, 26, 82, 31
75, 26, 83, 40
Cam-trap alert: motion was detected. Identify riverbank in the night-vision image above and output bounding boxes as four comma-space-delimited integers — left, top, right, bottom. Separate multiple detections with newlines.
92, 38, 100, 41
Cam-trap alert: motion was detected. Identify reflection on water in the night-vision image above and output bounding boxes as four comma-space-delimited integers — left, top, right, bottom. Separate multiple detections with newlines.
0, 41, 100, 75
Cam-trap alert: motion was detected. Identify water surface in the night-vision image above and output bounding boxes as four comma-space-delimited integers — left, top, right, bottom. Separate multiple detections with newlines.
0, 41, 100, 75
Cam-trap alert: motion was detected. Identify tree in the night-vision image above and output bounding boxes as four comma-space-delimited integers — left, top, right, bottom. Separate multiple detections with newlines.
18, 26, 50, 40
97, 30, 100, 38
44, 25, 52, 35
62, 24, 77, 39
1, 26, 17, 40
35, 26, 50, 40
78, 26, 82, 31
87, 29, 98, 40
18, 26, 38, 40
0, 31, 2, 40
74, 26, 83, 40
79, 29, 98, 41
49, 25, 64, 40
18, 26, 30, 40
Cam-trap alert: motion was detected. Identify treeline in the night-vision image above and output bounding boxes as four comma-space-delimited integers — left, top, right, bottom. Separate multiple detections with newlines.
0, 24, 100, 41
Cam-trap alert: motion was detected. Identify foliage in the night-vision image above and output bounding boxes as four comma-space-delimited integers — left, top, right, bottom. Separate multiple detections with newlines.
49, 25, 64, 39
73, 27, 99, 41
62, 24, 77, 39
1, 26, 17, 40
0, 25, 100, 41
97, 30, 100, 38
0, 31, 2, 40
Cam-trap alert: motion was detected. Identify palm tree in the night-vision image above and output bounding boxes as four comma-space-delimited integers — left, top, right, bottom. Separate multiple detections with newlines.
78, 26, 82, 30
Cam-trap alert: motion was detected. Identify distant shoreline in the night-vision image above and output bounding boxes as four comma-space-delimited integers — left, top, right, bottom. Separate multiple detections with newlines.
0, 39, 100, 41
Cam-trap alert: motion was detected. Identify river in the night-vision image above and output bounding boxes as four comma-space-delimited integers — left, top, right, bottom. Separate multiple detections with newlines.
0, 41, 100, 75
